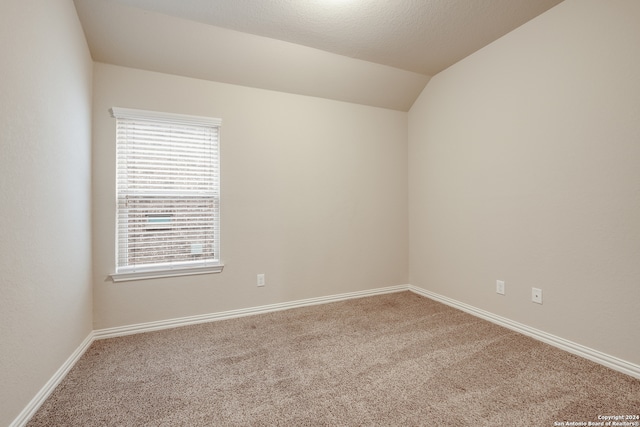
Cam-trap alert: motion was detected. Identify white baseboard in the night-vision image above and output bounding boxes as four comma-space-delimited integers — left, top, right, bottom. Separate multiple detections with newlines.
408, 285, 640, 379
13, 283, 639, 426
10, 332, 95, 427
94, 284, 409, 340
12, 285, 408, 427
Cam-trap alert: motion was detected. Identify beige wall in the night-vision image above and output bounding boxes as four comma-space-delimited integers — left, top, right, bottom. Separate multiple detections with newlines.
0, 1, 94, 425
92, 63, 409, 329
4, 0, 639, 422
409, 0, 640, 365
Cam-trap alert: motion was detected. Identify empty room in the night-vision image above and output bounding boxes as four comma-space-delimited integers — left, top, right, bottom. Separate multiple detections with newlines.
1, 0, 639, 425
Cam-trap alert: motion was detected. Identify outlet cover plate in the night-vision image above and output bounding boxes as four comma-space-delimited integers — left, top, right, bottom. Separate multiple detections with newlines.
496, 280, 505, 295
532, 287, 543, 304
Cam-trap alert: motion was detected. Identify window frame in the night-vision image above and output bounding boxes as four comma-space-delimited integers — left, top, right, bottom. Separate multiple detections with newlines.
109, 107, 223, 282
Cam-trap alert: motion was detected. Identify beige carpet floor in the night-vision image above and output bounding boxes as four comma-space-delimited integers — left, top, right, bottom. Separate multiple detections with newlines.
28, 292, 639, 426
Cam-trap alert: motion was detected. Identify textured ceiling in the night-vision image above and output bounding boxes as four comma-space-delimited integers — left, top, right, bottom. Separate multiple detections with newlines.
74, 0, 563, 110
107, 0, 563, 75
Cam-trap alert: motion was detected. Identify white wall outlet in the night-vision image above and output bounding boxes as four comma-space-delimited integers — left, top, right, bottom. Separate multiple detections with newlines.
532, 287, 542, 304
496, 280, 505, 295
257, 274, 265, 287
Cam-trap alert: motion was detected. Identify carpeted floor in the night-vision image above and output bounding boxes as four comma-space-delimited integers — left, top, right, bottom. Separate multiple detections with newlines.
28, 292, 639, 426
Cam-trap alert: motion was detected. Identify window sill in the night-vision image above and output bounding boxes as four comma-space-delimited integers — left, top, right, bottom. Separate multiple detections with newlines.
110, 264, 224, 283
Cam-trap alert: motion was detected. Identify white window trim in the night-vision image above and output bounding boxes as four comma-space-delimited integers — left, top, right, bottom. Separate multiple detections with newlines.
111, 264, 224, 283
110, 107, 222, 127
109, 107, 223, 283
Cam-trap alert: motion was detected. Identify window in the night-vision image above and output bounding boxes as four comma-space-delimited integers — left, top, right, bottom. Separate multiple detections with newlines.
110, 107, 223, 282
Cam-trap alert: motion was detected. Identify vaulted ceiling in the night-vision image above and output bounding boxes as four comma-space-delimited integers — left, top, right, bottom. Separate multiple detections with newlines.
74, 0, 563, 110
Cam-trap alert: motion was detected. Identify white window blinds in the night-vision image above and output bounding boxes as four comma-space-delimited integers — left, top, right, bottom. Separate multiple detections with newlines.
110, 108, 222, 279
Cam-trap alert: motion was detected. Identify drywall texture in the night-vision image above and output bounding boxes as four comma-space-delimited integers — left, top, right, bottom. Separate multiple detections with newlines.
74, 0, 430, 111
409, 0, 640, 365
0, 1, 93, 425
92, 63, 408, 329
103, 0, 563, 76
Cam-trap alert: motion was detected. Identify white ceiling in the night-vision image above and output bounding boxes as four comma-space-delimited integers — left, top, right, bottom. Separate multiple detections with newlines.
74, 0, 563, 110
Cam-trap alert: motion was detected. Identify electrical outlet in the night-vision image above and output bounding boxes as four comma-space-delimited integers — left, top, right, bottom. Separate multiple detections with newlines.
496, 280, 505, 295
257, 274, 265, 287
532, 287, 542, 304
